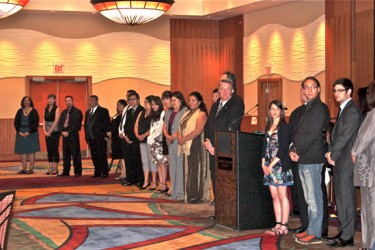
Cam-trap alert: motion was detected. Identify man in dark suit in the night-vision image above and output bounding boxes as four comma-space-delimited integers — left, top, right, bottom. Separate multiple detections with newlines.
326, 78, 362, 247
84, 95, 110, 178
58, 95, 83, 177
121, 92, 145, 186
204, 71, 245, 208
290, 76, 330, 245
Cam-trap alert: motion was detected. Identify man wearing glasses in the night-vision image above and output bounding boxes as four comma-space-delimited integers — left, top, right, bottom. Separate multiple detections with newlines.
289, 76, 330, 245
325, 78, 362, 247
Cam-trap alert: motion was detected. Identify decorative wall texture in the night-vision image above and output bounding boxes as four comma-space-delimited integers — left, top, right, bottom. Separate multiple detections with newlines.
244, 15, 325, 83
0, 29, 170, 85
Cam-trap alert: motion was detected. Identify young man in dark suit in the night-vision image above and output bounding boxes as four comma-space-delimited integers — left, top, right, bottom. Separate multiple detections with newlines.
326, 78, 362, 247
121, 92, 145, 187
58, 95, 83, 177
84, 95, 110, 178
204, 72, 245, 216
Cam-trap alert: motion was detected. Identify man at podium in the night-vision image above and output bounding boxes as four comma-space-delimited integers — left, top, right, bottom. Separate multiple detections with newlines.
204, 71, 245, 215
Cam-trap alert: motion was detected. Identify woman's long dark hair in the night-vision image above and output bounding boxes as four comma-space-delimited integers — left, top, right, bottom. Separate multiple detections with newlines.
151, 96, 164, 121
265, 100, 285, 131
172, 91, 187, 110
189, 91, 208, 115
116, 99, 127, 114
366, 80, 375, 110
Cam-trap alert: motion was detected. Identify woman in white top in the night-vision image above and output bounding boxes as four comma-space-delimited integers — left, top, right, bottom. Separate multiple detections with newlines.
148, 96, 168, 193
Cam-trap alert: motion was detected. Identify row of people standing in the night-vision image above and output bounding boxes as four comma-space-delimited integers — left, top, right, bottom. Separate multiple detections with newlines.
262, 76, 374, 249
14, 94, 110, 178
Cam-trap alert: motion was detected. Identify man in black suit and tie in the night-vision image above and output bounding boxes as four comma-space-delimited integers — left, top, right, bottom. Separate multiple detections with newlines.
326, 78, 362, 247
204, 72, 245, 208
58, 95, 83, 177
121, 92, 145, 186
84, 95, 110, 178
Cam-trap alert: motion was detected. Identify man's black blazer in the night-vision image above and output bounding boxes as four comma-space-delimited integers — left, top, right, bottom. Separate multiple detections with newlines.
59, 106, 83, 134
123, 105, 145, 142
204, 93, 244, 147
84, 106, 110, 141
293, 96, 330, 164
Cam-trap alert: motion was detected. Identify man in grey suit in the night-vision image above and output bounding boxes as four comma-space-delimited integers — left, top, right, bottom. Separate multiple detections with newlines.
326, 78, 362, 247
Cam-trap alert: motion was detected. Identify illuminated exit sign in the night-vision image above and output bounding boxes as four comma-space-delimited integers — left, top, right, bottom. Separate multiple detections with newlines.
54, 62, 64, 73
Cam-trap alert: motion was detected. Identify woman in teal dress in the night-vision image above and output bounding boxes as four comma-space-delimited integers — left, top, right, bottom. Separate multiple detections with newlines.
14, 96, 40, 174
262, 100, 293, 235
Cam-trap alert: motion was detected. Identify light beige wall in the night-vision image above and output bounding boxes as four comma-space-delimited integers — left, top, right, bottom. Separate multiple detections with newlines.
0, 12, 171, 119
243, 0, 326, 114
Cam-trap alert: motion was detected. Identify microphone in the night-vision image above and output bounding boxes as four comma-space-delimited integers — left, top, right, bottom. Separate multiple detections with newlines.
229, 104, 258, 131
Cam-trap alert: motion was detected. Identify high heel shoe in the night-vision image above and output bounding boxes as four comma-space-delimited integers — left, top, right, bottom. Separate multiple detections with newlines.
51, 170, 58, 175
139, 183, 150, 190
155, 187, 168, 194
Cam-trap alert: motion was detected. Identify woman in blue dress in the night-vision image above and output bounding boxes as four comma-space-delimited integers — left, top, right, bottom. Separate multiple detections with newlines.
262, 100, 293, 235
14, 96, 40, 174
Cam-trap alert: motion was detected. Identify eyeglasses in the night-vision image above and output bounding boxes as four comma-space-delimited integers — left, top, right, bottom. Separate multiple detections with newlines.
332, 89, 347, 94
302, 85, 319, 91
127, 98, 136, 101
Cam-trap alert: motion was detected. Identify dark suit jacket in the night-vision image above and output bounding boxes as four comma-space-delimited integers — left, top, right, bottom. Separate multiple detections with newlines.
84, 106, 110, 142
204, 93, 244, 147
262, 121, 292, 172
293, 96, 330, 164
330, 100, 362, 171
124, 105, 145, 142
58, 106, 83, 135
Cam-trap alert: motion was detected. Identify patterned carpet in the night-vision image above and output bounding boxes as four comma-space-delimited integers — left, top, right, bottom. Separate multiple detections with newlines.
0, 160, 362, 249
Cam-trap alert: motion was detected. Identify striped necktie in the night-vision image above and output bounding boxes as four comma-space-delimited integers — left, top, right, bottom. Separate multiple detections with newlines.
216, 102, 223, 116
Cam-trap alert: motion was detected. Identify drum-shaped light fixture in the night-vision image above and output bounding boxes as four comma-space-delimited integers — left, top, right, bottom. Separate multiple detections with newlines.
0, 0, 29, 19
90, 0, 175, 26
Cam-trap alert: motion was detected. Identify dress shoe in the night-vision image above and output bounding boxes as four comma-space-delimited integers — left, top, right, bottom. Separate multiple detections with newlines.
101, 175, 108, 179
74, 174, 82, 177
121, 181, 133, 186
139, 183, 150, 190
326, 238, 354, 248
91, 175, 101, 178
325, 232, 341, 243
58, 173, 70, 177
289, 226, 305, 234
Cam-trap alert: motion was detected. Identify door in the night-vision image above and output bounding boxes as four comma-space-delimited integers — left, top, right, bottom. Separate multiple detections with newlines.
258, 78, 282, 132
28, 76, 91, 160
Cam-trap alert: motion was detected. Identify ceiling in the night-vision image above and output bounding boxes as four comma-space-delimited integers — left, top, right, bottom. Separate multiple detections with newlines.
23, 0, 299, 19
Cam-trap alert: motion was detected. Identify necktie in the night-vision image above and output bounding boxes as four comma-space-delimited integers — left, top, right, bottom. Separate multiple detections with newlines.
336, 107, 342, 121
216, 102, 223, 116
64, 111, 70, 128
89, 109, 94, 115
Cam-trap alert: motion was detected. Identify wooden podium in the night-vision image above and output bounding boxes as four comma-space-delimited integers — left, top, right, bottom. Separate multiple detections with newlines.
214, 131, 275, 230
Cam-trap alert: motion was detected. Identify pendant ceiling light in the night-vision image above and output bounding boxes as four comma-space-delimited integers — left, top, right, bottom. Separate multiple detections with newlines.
0, 0, 29, 19
90, 0, 175, 26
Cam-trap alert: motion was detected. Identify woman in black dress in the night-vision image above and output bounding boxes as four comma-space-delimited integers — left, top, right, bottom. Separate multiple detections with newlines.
108, 99, 127, 180
43, 94, 61, 175
14, 96, 40, 174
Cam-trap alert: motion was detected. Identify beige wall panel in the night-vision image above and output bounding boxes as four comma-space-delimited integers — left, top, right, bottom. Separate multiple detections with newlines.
0, 78, 27, 119
93, 79, 170, 117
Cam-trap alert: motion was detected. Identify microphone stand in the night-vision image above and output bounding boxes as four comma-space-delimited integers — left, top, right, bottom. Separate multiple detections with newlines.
229, 104, 258, 131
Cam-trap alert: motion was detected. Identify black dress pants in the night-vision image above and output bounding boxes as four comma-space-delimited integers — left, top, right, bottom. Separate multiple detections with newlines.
88, 138, 108, 176
46, 131, 60, 162
62, 132, 82, 175
124, 141, 143, 185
